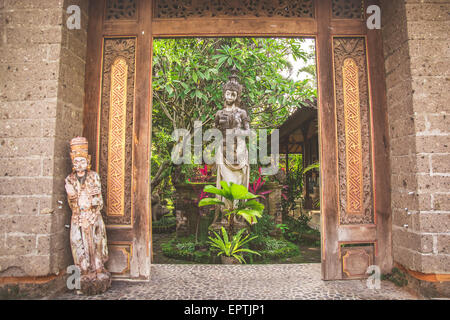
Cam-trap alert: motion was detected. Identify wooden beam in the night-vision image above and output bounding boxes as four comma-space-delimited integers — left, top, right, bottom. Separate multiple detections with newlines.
152, 18, 317, 37
129, 0, 152, 279
367, 0, 393, 275
316, 0, 340, 280
83, 0, 106, 169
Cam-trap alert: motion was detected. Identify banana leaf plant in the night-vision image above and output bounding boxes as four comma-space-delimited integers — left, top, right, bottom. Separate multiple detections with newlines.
198, 181, 265, 234
208, 227, 261, 264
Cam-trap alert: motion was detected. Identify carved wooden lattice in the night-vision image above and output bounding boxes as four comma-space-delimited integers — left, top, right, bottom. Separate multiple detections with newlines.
99, 38, 136, 226
342, 58, 363, 214
332, 0, 364, 19
154, 0, 315, 18
333, 37, 373, 225
106, 0, 137, 20
107, 58, 128, 217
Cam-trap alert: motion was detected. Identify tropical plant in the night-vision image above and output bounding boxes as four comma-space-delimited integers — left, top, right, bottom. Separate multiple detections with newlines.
248, 167, 272, 199
281, 155, 320, 217
208, 227, 260, 264
199, 181, 265, 233
150, 37, 317, 193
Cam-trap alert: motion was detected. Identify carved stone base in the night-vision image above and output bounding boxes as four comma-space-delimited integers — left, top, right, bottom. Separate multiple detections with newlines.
79, 272, 112, 296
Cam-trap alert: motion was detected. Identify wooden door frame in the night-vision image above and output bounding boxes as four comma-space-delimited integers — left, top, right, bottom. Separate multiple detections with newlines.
83, 0, 392, 280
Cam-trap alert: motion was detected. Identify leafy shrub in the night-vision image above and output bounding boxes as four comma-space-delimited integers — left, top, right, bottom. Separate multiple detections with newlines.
264, 237, 287, 251
152, 215, 176, 234
175, 242, 196, 253
283, 215, 317, 244
161, 237, 217, 264
381, 268, 408, 287
251, 237, 300, 262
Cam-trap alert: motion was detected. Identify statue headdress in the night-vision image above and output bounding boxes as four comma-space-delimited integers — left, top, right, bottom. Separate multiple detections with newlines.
70, 137, 91, 170
222, 66, 243, 103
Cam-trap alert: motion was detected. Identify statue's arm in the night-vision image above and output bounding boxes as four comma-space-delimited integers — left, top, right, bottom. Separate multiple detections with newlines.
214, 110, 221, 128
65, 176, 78, 212
241, 109, 251, 132
91, 172, 104, 210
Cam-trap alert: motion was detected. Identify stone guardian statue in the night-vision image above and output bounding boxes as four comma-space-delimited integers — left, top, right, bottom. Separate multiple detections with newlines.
65, 137, 111, 295
213, 67, 251, 220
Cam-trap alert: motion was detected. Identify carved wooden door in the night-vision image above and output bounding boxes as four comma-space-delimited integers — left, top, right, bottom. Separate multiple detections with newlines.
83, 0, 152, 280
317, 0, 392, 280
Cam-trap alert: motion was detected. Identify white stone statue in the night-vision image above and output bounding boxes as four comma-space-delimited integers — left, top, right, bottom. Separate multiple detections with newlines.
214, 67, 251, 210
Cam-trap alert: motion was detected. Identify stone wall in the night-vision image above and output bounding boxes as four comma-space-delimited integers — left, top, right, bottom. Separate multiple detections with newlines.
0, 0, 88, 293
381, 0, 450, 295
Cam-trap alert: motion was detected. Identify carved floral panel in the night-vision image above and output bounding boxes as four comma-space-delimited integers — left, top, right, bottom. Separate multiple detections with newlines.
106, 0, 137, 20
154, 0, 315, 19
332, 0, 364, 19
99, 38, 136, 226
333, 37, 374, 225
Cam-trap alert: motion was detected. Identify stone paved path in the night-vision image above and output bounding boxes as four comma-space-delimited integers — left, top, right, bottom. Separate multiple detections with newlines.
54, 264, 419, 300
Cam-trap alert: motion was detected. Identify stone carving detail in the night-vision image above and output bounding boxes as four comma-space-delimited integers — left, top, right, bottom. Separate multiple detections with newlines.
333, 37, 373, 225
332, 0, 364, 19
154, 0, 315, 19
106, 0, 137, 20
99, 38, 136, 226
65, 137, 111, 295
107, 58, 128, 217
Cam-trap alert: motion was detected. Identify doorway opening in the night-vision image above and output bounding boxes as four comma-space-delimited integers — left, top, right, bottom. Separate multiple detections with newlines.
149, 37, 321, 265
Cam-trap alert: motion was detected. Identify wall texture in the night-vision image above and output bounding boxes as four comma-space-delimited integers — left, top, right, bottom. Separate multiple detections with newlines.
381, 0, 450, 296
0, 0, 88, 294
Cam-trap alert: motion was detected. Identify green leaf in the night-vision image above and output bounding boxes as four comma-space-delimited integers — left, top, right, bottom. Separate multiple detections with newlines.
237, 209, 262, 225
198, 198, 225, 207
203, 184, 226, 197
243, 199, 264, 212
219, 181, 232, 198
230, 183, 256, 200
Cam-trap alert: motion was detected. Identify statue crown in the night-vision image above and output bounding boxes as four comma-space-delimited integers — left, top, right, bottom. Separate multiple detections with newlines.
70, 137, 89, 160
222, 66, 243, 96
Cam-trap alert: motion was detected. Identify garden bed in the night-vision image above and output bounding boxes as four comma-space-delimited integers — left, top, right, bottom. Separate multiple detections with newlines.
160, 234, 302, 264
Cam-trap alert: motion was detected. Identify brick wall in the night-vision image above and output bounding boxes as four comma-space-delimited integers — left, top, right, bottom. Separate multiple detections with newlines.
0, 0, 88, 282
381, 0, 450, 280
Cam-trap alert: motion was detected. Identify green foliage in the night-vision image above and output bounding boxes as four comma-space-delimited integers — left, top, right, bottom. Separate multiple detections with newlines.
276, 223, 289, 234
281, 154, 320, 217
381, 268, 408, 287
175, 241, 196, 253
199, 181, 264, 227
152, 38, 316, 132
250, 237, 300, 263
283, 215, 317, 244
161, 237, 215, 264
208, 227, 261, 264
152, 215, 177, 234
251, 213, 275, 238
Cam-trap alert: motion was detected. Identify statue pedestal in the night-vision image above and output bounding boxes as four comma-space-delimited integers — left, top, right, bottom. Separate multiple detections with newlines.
79, 272, 111, 296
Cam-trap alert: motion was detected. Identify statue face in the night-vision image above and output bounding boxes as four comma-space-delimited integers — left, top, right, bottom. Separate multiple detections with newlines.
224, 90, 238, 105
73, 156, 88, 173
